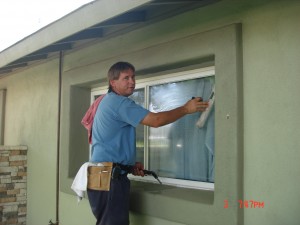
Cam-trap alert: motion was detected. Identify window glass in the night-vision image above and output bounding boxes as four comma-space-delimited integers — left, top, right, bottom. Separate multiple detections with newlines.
129, 89, 145, 164
148, 77, 215, 182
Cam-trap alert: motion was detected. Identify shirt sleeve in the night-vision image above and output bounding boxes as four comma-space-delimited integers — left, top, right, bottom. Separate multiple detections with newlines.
117, 98, 149, 127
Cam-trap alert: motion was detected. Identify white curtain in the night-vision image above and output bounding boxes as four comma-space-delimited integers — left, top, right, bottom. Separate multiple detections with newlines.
148, 77, 215, 182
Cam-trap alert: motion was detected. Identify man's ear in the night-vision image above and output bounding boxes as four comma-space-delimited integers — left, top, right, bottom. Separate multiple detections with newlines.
109, 80, 115, 88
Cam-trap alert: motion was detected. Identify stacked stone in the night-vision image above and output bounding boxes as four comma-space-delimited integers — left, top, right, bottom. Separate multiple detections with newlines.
0, 146, 27, 225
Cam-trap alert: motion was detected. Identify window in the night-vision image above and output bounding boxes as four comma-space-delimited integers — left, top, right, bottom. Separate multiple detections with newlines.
92, 67, 215, 190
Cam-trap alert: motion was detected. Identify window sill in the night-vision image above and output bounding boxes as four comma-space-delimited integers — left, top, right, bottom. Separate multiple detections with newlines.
128, 174, 214, 191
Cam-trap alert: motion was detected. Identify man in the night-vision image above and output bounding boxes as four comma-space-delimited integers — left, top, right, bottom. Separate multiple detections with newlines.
87, 62, 208, 225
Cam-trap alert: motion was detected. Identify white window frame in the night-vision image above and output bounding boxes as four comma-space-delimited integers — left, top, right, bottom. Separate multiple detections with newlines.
91, 66, 215, 191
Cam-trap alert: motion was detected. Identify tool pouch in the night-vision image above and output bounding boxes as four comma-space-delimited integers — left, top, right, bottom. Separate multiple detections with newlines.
87, 162, 113, 191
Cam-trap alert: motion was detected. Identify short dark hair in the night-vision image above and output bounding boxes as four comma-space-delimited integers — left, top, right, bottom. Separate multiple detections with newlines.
107, 62, 135, 92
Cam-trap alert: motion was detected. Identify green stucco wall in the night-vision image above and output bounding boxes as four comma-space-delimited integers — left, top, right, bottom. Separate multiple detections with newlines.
0, 61, 59, 224
242, 2, 300, 225
0, 1, 299, 225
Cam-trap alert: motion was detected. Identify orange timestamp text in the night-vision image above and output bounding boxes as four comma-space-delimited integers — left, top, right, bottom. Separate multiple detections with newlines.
224, 200, 265, 209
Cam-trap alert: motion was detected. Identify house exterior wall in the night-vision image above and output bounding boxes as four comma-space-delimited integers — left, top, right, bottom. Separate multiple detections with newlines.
0, 61, 59, 224
0, 1, 299, 225
242, 2, 300, 225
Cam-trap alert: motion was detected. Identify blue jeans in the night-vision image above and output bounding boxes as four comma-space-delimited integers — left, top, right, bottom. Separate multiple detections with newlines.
87, 175, 130, 225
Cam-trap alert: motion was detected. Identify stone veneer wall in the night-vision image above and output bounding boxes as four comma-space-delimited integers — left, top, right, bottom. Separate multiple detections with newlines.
0, 146, 27, 225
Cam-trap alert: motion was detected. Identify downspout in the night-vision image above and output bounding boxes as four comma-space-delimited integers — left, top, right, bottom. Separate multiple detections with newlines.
49, 51, 63, 225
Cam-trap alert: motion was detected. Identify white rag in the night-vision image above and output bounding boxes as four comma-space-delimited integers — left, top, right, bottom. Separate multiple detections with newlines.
71, 162, 104, 202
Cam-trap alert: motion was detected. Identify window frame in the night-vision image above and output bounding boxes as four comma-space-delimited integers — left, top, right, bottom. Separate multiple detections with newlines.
91, 66, 215, 191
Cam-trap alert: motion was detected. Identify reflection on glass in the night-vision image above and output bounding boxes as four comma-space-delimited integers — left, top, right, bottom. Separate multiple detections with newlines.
149, 77, 215, 182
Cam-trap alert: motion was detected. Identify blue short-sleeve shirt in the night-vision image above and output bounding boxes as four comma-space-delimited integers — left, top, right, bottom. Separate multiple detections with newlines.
91, 92, 149, 165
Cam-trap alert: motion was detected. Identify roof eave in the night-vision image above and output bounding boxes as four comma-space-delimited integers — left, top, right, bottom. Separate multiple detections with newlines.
0, 0, 152, 68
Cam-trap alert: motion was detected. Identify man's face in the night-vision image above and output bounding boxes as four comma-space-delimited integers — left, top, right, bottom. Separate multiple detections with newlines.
110, 69, 135, 97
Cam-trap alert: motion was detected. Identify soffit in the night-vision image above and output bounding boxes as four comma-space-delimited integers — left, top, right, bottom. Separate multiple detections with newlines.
0, 0, 218, 76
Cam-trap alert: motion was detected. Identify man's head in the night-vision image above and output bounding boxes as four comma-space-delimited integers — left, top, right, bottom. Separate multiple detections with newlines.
108, 62, 136, 97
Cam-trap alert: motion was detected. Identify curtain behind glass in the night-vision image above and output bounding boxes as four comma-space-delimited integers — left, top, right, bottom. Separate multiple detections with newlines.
149, 77, 215, 183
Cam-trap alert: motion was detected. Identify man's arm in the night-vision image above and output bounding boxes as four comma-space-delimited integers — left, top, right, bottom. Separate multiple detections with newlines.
140, 97, 208, 128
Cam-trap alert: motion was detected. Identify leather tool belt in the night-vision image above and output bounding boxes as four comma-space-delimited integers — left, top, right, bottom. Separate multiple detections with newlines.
87, 162, 113, 191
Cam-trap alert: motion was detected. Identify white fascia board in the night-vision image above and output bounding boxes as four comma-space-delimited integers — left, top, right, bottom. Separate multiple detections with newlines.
0, 0, 152, 68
